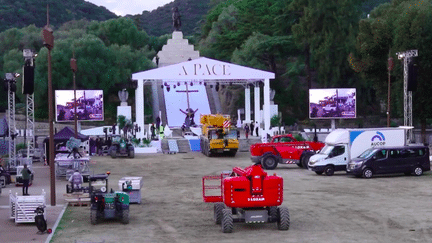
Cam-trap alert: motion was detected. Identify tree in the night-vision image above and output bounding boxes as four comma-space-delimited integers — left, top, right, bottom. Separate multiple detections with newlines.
290, 0, 363, 89
86, 18, 150, 50
352, 0, 432, 138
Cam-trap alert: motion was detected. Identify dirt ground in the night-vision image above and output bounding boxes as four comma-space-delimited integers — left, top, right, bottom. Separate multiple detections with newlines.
49, 151, 432, 243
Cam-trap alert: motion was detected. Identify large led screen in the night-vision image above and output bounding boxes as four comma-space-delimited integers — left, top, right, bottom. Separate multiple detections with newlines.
309, 88, 356, 119
55, 90, 104, 122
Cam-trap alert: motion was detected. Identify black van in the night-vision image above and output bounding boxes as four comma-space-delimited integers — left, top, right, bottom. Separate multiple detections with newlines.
346, 145, 430, 178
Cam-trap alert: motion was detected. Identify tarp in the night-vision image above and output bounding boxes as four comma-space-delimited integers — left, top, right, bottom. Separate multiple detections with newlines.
0, 116, 8, 137
44, 127, 89, 143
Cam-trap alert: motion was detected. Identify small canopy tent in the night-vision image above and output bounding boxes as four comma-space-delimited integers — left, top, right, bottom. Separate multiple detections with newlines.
43, 127, 89, 162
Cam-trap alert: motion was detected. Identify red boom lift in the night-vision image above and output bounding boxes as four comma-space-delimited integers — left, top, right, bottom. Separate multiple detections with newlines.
202, 164, 290, 233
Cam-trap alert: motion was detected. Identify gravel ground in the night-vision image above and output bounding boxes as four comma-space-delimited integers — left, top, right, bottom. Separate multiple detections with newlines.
49, 152, 432, 243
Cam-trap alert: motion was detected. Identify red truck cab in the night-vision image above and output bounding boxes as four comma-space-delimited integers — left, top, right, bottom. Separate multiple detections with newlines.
250, 134, 324, 170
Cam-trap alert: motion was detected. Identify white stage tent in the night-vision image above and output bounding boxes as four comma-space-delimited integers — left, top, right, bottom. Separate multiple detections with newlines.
132, 57, 275, 139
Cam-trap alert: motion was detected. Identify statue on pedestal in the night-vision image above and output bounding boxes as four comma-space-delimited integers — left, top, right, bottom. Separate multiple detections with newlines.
118, 89, 128, 106
172, 7, 181, 31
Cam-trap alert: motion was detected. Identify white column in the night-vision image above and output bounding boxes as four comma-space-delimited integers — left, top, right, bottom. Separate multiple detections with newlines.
135, 79, 145, 139
245, 85, 251, 124
263, 79, 271, 137
254, 83, 261, 124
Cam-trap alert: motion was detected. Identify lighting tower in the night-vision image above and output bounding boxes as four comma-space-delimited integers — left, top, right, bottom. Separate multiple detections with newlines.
23, 49, 36, 155
396, 49, 418, 143
4, 73, 19, 170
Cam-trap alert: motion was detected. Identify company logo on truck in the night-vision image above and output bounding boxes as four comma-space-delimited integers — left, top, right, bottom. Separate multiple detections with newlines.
371, 132, 386, 146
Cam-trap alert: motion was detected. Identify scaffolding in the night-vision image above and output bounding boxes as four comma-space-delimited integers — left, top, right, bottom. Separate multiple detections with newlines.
6, 74, 17, 170
396, 49, 418, 143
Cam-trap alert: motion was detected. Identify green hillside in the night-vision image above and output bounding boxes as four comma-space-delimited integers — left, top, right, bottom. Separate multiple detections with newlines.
0, 0, 117, 32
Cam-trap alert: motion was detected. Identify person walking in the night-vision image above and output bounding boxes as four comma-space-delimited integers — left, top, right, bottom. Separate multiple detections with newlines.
156, 116, 161, 131
244, 123, 250, 139
21, 164, 31, 196
250, 121, 255, 137
255, 121, 259, 136
159, 124, 165, 140
150, 123, 156, 140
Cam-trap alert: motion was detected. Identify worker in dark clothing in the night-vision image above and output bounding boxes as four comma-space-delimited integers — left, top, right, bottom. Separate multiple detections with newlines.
21, 164, 32, 195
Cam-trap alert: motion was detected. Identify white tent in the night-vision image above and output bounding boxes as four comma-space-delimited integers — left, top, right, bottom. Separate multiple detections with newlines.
132, 57, 275, 139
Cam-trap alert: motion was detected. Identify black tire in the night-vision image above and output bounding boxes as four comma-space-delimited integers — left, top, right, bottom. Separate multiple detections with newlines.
262, 154, 278, 170
0, 175, 6, 187
221, 208, 233, 233
362, 168, 373, 179
413, 166, 423, 176
296, 161, 303, 168
268, 206, 278, 222
110, 148, 117, 158
277, 206, 290, 230
228, 150, 237, 157
66, 184, 71, 194
128, 149, 135, 158
315, 171, 323, 175
90, 209, 98, 225
121, 209, 130, 224
214, 202, 225, 225
301, 152, 313, 169
324, 165, 334, 176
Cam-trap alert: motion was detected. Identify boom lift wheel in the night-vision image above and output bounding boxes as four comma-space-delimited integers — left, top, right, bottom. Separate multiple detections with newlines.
221, 208, 233, 233
268, 206, 278, 222
277, 206, 290, 230
214, 202, 225, 225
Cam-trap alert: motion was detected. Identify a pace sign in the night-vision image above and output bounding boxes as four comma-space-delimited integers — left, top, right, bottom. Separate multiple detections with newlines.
179, 63, 231, 77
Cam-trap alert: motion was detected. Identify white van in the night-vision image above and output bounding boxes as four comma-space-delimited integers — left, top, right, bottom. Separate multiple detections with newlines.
308, 128, 406, 176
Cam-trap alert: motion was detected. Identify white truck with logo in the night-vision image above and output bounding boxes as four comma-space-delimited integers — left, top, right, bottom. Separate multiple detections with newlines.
307, 128, 406, 176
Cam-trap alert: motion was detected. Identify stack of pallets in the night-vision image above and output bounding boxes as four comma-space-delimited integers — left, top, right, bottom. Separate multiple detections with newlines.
64, 192, 91, 206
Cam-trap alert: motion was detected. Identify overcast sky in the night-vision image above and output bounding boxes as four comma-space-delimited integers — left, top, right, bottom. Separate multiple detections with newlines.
86, 0, 174, 16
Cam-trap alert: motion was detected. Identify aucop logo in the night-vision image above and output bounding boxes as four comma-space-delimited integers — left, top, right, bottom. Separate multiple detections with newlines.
371, 131, 386, 146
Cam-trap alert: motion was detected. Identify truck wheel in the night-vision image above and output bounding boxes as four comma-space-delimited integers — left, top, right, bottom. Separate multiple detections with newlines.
277, 206, 290, 230
214, 202, 225, 225
221, 208, 233, 233
121, 209, 130, 224
90, 209, 98, 225
324, 165, 334, 176
262, 154, 278, 170
362, 168, 373, 178
0, 175, 6, 187
413, 166, 423, 176
296, 161, 303, 168
301, 152, 313, 169
268, 206, 278, 222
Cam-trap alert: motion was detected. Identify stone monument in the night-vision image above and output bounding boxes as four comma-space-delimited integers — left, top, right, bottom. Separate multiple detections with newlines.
151, 7, 201, 125
117, 89, 132, 120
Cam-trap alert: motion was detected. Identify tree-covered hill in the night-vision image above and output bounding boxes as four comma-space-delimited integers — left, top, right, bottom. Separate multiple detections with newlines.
0, 0, 117, 32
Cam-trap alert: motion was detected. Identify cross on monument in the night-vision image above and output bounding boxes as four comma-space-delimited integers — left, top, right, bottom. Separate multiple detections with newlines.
176, 82, 198, 112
